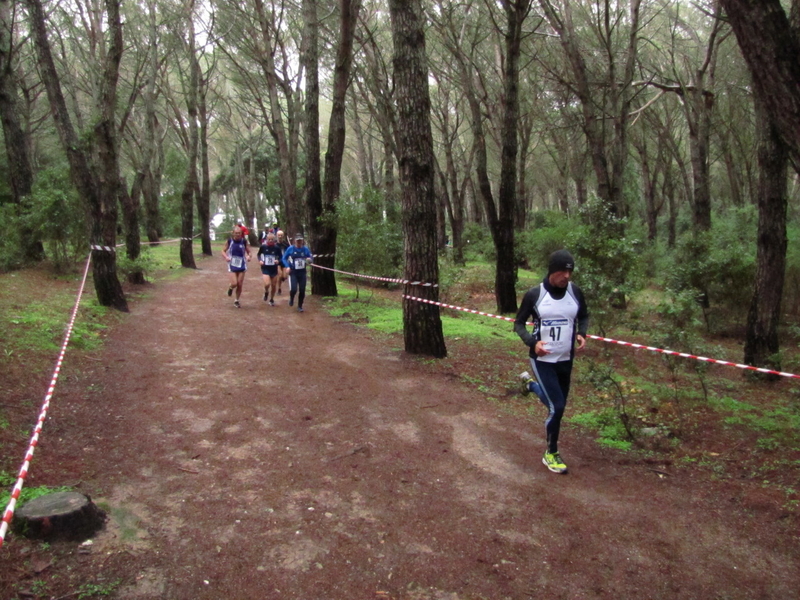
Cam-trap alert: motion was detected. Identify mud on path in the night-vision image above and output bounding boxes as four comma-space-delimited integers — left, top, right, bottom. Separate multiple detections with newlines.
3, 256, 800, 600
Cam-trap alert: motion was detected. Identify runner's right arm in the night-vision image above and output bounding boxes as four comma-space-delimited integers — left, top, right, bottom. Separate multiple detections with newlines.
514, 286, 540, 349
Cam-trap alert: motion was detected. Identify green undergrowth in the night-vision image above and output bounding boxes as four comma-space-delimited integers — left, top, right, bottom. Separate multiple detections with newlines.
118, 239, 212, 283
0, 288, 109, 358
321, 281, 518, 342
0, 470, 72, 510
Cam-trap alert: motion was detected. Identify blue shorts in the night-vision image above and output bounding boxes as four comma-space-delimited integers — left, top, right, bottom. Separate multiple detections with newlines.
261, 266, 279, 277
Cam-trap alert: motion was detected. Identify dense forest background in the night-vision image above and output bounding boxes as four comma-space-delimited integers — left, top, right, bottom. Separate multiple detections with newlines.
1, 0, 800, 365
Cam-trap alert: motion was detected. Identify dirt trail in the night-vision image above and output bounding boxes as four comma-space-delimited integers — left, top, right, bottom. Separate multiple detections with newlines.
9, 256, 800, 599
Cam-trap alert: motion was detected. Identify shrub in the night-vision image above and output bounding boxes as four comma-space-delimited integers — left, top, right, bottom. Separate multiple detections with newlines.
664, 206, 756, 332
569, 196, 644, 335
28, 166, 88, 272
334, 187, 403, 282
462, 221, 494, 262
516, 210, 575, 271
0, 204, 25, 272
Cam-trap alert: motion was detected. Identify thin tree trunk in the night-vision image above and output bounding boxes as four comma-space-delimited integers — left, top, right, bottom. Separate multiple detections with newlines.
434, 158, 448, 252
119, 177, 145, 284
198, 76, 212, 256
254, 0, 301, 235
315, 0, 361, 297
178, 5, 199, 269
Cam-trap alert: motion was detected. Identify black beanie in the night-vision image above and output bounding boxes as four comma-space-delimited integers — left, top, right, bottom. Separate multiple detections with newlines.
548, 249, 575, 274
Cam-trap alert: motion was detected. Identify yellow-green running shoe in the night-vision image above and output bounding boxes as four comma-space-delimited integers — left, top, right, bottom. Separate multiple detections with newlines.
542, 451, 568, 474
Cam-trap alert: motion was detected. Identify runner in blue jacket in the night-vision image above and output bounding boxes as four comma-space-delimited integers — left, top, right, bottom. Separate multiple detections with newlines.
282, 234, 313, 312
514, 249, 589, 474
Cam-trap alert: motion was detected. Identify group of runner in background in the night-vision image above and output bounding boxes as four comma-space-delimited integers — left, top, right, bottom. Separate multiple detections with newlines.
221, 223, 312, 312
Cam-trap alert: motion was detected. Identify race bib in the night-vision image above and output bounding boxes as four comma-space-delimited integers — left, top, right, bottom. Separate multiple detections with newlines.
264, 255, 275, 266
231, 256, 244, 268
294, 258, 306, 270
540, 318, 572, 354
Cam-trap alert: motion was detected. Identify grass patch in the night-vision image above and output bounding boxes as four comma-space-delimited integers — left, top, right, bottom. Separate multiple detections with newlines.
77, 579, 122, 598
0, 290, 109, 357
0, 470, 72, 508
711, 395, 800, 445
324, 281, 519, 342
569, 408, 633, 451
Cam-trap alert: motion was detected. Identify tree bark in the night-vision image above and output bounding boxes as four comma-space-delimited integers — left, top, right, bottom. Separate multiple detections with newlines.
743, 76, 789, 375
13, 492, 106, 541
142, 1, 162, 245
312, 0, 361, 297
494, 0, 530, 314
0, 0, 42, 262
303, 0, 322, 258
198, 72, 212, 257
179, 4, 199, 269
720, 0, 800, 170
389, 0, 446, 358
26, 0, 127, 310
119, 177, 145, 285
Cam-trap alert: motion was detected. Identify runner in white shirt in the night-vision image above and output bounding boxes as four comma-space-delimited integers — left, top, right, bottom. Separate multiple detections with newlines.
514, 249, 589, 474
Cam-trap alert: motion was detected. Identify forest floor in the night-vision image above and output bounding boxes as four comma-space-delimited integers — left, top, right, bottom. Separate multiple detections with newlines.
1, 255, 799, 600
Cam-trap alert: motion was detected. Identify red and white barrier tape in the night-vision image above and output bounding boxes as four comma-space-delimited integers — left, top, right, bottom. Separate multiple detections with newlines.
116, 233, 202, 248
312, 263, 438, 287
92, 234, 200, 253
0, 253, 93, 548
403, 294, 800, 380
585, 335, 800, 379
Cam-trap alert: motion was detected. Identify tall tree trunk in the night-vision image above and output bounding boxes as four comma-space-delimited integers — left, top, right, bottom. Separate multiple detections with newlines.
389, 0, 446, 358
119, 177, 145, 284
515, 113, 533, 230
743, 79, 789, 374
349, 85, 372, 188
254, 0, 301, 236
663, 168, 677, 248
198, 76, 212, 256
26, 0, 127, 310
313, 0, 361, 297
434, 159, 447, 252
720, 0, 800, 170
142, 1, 161, 245
494, 0, 530, 314
0, 0, 41, 262
179, 7, 199, 269
143, 164, 162, 243
304, 0, 324, 290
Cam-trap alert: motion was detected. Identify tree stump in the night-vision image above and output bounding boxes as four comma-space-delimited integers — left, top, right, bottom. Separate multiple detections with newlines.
13, 492, 106, 540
